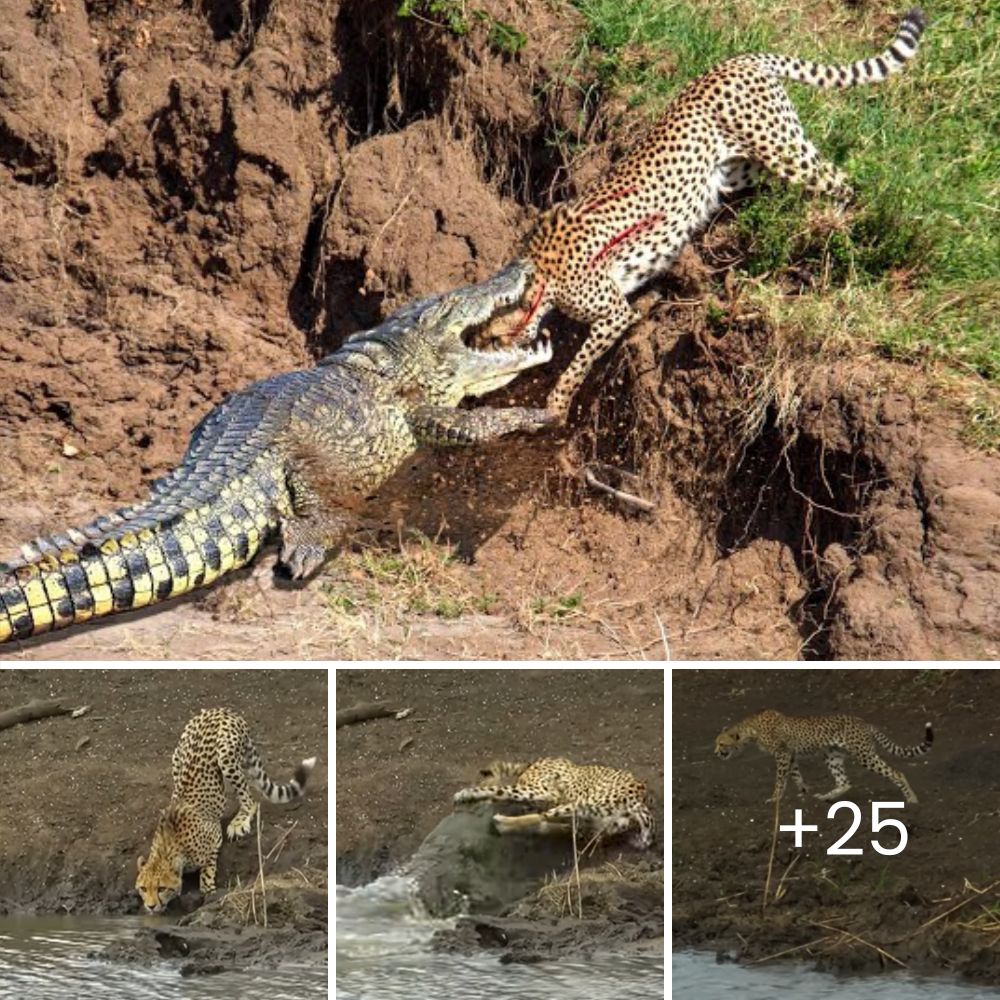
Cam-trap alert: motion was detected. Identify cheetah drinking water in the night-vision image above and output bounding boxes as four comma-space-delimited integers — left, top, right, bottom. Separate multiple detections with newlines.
714, 709, 933, 804
135, 707, 316, 913
498, 10, 927, 419
453, 757, 655, 848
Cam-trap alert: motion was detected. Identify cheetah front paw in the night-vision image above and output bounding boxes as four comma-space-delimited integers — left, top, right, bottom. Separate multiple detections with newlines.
226, 810, 257, 840
814, 787, 850, 802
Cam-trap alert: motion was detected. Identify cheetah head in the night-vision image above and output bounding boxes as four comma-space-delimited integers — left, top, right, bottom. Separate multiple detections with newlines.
477, 760, 528, 784
135, 854, 182, 914
713, 727, 746, 760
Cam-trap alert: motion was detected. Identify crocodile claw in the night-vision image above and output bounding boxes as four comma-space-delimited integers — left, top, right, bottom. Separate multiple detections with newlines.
280, 542, 327, 580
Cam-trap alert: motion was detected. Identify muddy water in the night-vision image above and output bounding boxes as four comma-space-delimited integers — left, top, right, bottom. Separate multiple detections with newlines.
336, 877, 665, 1000
0, 916, 327, 999
674, 950, 997, 998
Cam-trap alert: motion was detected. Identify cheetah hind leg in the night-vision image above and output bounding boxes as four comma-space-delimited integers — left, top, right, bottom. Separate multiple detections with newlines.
454, 784, 556, 806
736, 92, 853, 204
860, 754, 918, 804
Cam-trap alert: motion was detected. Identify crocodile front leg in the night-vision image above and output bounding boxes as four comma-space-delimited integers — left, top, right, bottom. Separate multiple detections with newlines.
408, 405, 556, 446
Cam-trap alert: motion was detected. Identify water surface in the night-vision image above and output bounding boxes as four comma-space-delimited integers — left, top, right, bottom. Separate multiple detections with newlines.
0, 915, 327, 999
337, 876, 664, 1000
673, 949, 997, 998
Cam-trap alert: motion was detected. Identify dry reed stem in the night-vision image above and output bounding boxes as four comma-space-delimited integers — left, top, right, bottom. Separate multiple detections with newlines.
773, 853, 800, 903
264, 819, 298, 862
809, 920, 905, 968
901, 879, 1000, 940
570, 806, 583, 919
255, 807, 267, 928
763, 793, 781, 909
748, 935, 833, 965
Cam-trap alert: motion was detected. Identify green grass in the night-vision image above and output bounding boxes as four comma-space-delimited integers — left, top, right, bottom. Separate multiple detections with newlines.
568, 0, 1000, 423
397, 1, 527, 53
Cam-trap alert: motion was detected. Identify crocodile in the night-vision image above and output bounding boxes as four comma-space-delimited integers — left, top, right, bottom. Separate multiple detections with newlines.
0, 262, 553, 644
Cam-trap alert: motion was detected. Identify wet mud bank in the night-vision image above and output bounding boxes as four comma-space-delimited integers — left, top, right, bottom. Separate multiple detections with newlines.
97, 888, 327, 976
672, 669, 1000, 985
0, 669, 328, 971
336, 669, 665, 961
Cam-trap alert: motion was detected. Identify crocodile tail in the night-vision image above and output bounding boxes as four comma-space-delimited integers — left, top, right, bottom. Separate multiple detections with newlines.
245, 741, 316, 803
741, 9, 926, 89
0, 488, 274, 644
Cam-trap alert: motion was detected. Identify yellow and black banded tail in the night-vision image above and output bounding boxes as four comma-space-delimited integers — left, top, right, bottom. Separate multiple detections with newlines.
748, 8, 926, 89
0, 487, 277, 644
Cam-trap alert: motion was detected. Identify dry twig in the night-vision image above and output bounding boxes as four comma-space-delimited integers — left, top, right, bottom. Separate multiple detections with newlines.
762, 793, 781, 909
336, 702, 398, 728
810, 920, 905, 968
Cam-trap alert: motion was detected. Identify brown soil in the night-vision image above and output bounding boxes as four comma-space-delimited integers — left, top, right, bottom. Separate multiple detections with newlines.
1, 0, 997, 660
673, 668, 1000, 984
336, 667, 664, 960
0, 668, 328, 918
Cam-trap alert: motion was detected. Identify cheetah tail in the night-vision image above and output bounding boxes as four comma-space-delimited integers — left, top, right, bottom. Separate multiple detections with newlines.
751, 8, 926, 90
874, 721, 934, 758
247, 746, 317, 803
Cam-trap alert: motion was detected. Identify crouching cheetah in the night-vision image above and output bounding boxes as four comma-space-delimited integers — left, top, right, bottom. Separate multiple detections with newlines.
714, 709, 933, 805
453, 757, 655, 848
135, 708, 316, 913
496, 10, 926, 419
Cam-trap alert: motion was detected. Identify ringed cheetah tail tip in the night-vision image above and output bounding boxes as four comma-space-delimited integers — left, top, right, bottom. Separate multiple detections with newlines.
924, 723, 933, 743
296, 756, 318, 783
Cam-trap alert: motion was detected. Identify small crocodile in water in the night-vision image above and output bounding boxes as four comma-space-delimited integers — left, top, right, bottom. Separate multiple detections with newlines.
0, 263, 552, 644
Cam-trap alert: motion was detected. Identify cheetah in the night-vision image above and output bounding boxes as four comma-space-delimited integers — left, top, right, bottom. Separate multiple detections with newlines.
135, 708, 316, 913
496, 10, 926, 420
714, 709, 933, 805
453, 757, 655, 848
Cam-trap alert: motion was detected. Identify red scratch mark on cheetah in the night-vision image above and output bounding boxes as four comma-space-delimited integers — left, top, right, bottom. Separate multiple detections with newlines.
509, 278, 548, 340
589, 213, 664, 268
579, 186, 638, 215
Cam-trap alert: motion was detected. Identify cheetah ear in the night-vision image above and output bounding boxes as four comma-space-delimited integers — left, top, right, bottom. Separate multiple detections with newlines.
136, 855, 145, 870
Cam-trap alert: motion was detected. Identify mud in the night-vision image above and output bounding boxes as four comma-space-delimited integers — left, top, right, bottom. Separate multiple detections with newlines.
0, 669, 327, 969
96, 887, 327, 974
673, 668, 1000, 985
335, 667, 664, 960
1, 0, 997, 660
